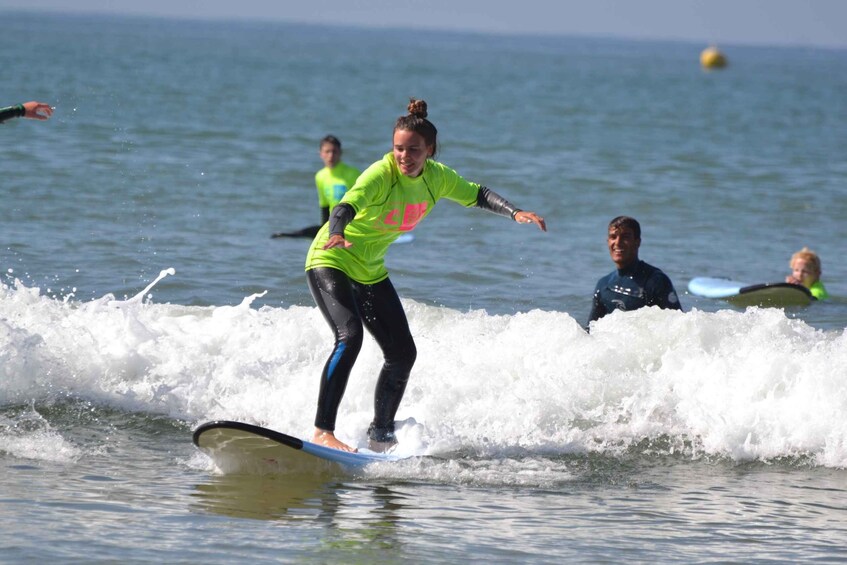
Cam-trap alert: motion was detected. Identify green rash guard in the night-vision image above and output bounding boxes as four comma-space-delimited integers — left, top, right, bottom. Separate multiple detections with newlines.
315, 161, 361, 210
810, 280, 829, 300
306, 152, 480, 284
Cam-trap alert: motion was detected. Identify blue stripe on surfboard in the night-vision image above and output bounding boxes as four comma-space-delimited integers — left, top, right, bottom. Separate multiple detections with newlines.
299, 439, 406, 465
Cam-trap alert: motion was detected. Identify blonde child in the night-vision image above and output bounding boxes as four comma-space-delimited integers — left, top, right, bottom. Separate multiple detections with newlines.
786, 247, 829, 300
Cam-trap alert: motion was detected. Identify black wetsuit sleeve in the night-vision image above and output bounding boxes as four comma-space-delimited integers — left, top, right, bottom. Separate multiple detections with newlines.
320, 206, 330, 225
646, 272, 683, 311
586, 283, 607, 328
475, 186, 520, 220
0, 104, 26, 124
328, 203, 355, 236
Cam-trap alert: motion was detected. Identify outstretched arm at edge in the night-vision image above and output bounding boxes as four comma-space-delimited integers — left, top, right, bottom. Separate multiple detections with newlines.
0, 102, 53, 123
475, 186, 546, 231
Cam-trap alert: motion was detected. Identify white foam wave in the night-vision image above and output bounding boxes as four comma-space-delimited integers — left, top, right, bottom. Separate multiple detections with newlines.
0, 406, 84, 463
2, 274, 846, 467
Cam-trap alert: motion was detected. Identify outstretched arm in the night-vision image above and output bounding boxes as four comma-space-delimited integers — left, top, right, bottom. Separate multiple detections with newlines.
0, 101, 53, 124
475, 186, 546, 231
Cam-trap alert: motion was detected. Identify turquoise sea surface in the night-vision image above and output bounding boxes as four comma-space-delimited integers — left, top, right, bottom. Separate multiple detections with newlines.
2, 11, 847, 563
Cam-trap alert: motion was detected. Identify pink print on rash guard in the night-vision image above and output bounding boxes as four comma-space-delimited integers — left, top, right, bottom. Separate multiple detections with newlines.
384, 202, 428, 232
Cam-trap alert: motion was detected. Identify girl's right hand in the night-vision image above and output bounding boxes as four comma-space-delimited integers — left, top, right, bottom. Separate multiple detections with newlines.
323, 234, 352, 249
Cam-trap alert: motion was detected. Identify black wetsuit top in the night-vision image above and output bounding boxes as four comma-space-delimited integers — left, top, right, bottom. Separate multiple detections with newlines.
0, 104, 26, 124
587, 260, 682, 325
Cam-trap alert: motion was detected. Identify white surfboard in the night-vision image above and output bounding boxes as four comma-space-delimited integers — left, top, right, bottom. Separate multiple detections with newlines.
193, 420, 409, 474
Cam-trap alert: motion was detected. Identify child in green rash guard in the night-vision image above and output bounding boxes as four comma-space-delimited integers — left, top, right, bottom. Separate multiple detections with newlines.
271, 136, 361, 239
304, 98, 547, 453
786, 247, 829, 300
0, 101, 53, 123
315, 135, 361, 225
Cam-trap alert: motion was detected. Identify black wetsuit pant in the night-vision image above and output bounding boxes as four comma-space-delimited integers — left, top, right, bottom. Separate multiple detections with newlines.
307, 267, 417, 442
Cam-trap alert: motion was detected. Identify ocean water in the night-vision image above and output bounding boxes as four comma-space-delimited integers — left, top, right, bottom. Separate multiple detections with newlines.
2, 10, 847, 563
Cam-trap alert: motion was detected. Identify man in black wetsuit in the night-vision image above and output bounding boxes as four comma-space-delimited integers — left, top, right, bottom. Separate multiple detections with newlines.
587, 216, 682, 327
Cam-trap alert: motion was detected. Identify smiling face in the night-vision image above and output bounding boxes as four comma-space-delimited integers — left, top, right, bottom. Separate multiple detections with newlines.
608, 225, 640, 270
393, 129, 432, 178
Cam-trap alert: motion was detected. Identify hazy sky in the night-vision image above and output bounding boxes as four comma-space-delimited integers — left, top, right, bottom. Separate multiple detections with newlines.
3, 0, 846, 48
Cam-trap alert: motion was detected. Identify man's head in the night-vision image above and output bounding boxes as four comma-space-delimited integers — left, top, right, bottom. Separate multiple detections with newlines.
607, 216, 641, 270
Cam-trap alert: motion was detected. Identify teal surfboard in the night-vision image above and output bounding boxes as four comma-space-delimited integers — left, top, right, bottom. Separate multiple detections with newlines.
688, 277, 813, 307
193, 420, 409, 473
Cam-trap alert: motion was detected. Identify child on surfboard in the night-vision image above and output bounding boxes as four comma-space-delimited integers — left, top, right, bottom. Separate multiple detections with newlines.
786, 247, 829, 300
304, 98, 547, 453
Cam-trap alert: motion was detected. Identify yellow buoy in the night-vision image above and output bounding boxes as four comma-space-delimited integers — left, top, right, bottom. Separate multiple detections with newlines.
700, 46, 727, 69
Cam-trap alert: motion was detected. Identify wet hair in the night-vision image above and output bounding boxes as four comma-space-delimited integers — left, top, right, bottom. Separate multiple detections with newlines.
790, 246, 822, 276
608, 216, 641, 240
394, 98, 438, 158
320, 135, 341, 150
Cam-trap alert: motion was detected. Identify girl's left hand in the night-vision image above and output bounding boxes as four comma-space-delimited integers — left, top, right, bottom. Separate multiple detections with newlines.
514, 211, 547, 232
22, 101, 53, 120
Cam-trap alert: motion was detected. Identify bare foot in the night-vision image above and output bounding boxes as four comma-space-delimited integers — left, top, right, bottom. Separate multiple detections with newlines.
313, 429, 357, 452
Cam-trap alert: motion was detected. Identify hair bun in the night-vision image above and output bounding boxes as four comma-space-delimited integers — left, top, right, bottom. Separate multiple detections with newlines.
407, 98, 428, 119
